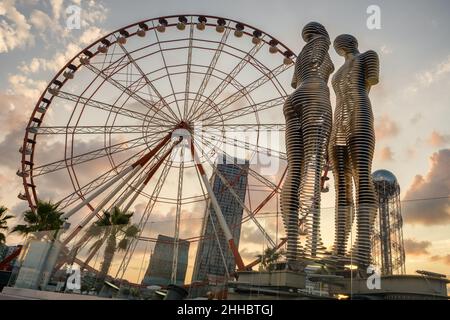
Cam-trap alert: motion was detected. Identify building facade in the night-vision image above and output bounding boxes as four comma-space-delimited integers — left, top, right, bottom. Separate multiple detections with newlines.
141, 234, 190, 287
192, 160, 249, 283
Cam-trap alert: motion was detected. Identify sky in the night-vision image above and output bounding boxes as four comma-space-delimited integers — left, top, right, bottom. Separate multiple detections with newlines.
0, 0, 449, 284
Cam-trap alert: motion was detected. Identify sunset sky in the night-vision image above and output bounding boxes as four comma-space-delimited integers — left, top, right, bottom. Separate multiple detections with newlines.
0, 0, 449, 283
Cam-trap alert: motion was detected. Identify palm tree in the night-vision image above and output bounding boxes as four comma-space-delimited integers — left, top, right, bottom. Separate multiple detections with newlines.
256, 247, 285, 272
10, 201, 64, 290
11, 200, 64, 237
0, 206, 14, 244
86, 206, 139, 293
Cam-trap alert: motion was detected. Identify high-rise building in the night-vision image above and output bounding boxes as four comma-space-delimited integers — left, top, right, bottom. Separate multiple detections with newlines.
371, 169, 406, 275
141, 234, 190, 287
192, 159, 249, 283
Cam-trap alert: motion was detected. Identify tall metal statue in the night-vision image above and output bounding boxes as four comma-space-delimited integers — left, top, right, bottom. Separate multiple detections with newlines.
329, 34, 380, 268
281, 22, 334, 266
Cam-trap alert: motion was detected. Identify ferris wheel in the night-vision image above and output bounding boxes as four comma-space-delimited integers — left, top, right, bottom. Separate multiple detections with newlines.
18, 15, 297, 282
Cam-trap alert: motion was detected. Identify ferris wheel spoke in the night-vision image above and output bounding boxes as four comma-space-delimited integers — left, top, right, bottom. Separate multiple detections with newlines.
151, 21, 183, 120
28, 134, 162, 177
116, 39, 180, 122
61, 135, 174, 247
183, 19, 194, 120
185, 23, 232, 120
201, 130, 287, 161
197, 63, 292, 121
202, 123, 286, 131
193, 139, 276, 248
103, 139, 177, 212
57, 133, 170, 210
57, 148, 146, 209
200, 134, 286, 232
171, 145, 185, 283
247, 167, 281, 192
115, 146, 176, 279
200, 133, 283, 192
29, 125, 169, 135
190, 37, 266, 120
84, 62, 178, 125
205, 96, 287, 125
185, 64, 256, 122
49, 90, 171, 125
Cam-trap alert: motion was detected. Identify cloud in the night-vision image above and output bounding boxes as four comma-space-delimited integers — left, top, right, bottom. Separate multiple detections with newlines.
430, 254, 450, 266
29, 9, 53, 32
79, 1, 109, 28
17, 24, 107, 74
0, 92, 32, 134
380, 45, 392, 55
239, 247, 261, 263
416, 55, 450, 87
410, 113, 422, 125
7, 74, 47, 99
50, 0, 63, 21
18, 42, 81, 74
79, 26, 103, 45
378, 146, 394, 161
0, 0, 34, 53
375, 114, 399, 140
240, 225, 265, 245
404, 238, 431, 256
405, 147, 416, 159
2, 0, 108, 57
427, 131, 450, 148
402, 149, 450, 225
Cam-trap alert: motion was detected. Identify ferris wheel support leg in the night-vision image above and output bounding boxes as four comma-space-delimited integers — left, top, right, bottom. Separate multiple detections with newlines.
122, 137, 182, 213
61, 133, 172, 246
122, 182, 145, 213
62, 165, 141, 245
61, 165, 135, 221
114, 174, 148, 209
190, 141, 245, 271
80, 138, 182, 276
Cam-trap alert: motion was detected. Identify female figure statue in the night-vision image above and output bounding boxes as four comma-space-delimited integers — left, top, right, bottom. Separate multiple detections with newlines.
281, 22, 334, 267
329, 34, 379, 268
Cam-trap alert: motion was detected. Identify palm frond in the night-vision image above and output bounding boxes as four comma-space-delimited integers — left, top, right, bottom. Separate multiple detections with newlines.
124, 224, 139, 237
117, 238, 129, 251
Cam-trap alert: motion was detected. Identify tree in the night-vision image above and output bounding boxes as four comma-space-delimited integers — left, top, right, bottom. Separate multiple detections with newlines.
0, 206, 13, 244
11, 200, 64, 237
256, 247, 285, 271
86, 206, 139, 293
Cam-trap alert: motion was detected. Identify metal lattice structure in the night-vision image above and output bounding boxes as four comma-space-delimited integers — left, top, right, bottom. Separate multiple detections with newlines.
281, 22, 334, 265
371, 169, 406, 275
329, 34, 380, 268
17, 15, 297, 283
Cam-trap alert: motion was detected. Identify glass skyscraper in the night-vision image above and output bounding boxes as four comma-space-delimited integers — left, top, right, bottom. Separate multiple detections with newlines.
141, 234, 190, 287
192, 159, 249, 283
